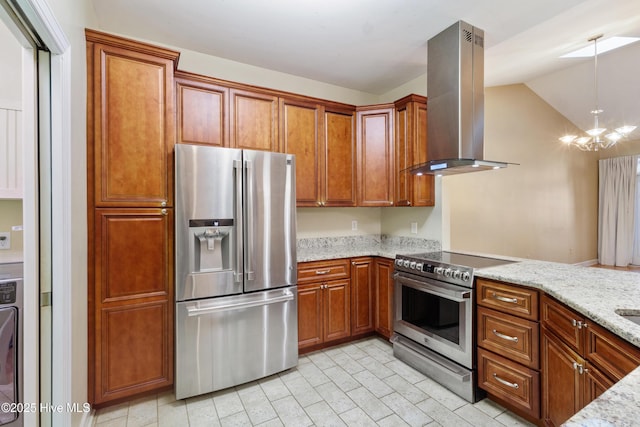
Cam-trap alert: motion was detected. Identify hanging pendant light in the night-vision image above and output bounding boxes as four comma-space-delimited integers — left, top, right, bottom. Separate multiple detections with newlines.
559, 35, 636, 151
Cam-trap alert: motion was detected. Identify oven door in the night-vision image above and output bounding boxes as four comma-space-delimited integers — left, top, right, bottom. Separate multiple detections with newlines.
393, 272, 473, 368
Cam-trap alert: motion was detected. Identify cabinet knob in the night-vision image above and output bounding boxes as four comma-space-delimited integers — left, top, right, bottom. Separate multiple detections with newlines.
161, 209, 168, 215
161, 200, 167, 207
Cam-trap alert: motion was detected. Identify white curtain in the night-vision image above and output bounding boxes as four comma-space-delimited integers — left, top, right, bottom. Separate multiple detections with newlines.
598, 155, 638, 266
633, 168, 640, 265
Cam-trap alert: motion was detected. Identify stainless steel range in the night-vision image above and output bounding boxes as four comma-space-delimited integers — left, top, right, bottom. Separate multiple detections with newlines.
392, 251, 514, 402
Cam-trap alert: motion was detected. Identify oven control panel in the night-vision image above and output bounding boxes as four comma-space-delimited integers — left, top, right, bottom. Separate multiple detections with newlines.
394, 255, 473, 287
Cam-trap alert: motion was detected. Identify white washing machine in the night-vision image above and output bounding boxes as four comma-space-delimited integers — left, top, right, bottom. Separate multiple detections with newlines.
0, 263, 22, 427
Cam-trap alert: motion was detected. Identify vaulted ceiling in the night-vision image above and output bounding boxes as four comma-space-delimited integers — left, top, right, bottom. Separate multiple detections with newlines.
91, 0, 640, 134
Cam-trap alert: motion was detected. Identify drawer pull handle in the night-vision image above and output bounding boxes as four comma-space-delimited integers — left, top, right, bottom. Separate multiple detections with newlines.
492, 293, 518, 304
493, 373, 519, 389
492, 329, 519, 343
571, 319, 588, 329
315, 269, 331, 275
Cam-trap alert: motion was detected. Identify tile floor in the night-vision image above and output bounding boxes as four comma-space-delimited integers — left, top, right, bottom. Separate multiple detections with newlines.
93, 337, 535, 427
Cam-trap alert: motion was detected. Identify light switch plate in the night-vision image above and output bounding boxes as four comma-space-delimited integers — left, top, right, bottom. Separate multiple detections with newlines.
0, 232, 10, 250
410, 222, 418, 234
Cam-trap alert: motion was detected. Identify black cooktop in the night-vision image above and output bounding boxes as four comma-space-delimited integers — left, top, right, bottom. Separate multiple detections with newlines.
402, 251, 515, 269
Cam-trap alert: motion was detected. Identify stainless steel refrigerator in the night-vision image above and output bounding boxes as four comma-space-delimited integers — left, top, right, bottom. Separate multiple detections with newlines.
174, 144, 298, 400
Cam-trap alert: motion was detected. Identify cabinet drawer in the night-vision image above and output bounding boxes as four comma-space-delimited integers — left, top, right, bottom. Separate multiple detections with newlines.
541, 294, 583, 353
477, 306, 539, 369
478, 348, 540, 419
477, 278, 538, 321
585, 322, 640, 382
297, 259, 350, 284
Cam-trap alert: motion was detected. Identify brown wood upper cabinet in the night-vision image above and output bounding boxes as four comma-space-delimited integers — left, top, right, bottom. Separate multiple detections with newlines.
230, 88, 279, 151
281, 98, 356, 207
280, 98, 322, 206
88, 31, 177, 208
357, 105, 395, 206
394, 95, 434, 207
323, 106, 357, 206
175, 72, 228, 147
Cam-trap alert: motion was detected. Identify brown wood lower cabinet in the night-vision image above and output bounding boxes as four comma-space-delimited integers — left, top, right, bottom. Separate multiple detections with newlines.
90, 208, 174, 405
478, 347, 540, 418
297, 259, 351, 351
374, 258, 394, 339
351, 257, 375, 335
540, 294, 640, 426
476, 278, 541, 421
297, 256, 394, 351
541, 327, 583, 426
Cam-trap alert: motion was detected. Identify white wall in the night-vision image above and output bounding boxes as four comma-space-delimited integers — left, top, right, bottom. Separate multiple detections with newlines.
0, 19, 21, 109
443, 84, 598, 263
43, 0, 97, 424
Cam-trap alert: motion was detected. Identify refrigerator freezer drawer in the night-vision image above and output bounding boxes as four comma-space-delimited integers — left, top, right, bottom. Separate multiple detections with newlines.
175, 287, 298, 400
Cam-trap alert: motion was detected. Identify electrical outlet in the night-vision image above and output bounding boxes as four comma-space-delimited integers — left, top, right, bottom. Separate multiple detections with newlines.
351, 220, 358, 231
0, 232, 10, 250
410, 222, 418, 234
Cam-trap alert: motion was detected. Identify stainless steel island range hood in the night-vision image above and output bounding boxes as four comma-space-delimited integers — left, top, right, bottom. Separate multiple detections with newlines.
411, 21, 509, 176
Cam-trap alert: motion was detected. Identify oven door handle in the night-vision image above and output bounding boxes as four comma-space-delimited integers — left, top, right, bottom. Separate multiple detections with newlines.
394, 273, 471, 302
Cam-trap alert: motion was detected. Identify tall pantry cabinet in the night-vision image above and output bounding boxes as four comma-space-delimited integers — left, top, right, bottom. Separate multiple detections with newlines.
86, 30, 179, 405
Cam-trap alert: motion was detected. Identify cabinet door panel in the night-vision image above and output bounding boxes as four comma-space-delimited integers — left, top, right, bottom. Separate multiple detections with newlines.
176, 77, 228, 147
280, 99, 322, 206
96, 301, 172, 403
584, 362, 615, 406
298, 283, 323, 349
412, 102, 434, 206
325, 110, 356, 206
230, 89, 279, 151
357, 108, 394, 206
95, 209, 172, 302
351, 258, 374, 335
374, 258, 394, 339
394, 105, 411, 206
93, 44, 174, 207
324, 279, 351, 342
541, 328, 583, 427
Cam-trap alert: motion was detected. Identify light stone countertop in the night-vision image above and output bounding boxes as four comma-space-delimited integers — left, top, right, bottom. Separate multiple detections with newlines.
296, 237, 640, 426
296, 235, 440, 263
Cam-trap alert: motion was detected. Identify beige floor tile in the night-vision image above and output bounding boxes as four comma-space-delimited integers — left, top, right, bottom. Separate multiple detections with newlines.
380, 392, 433, 427
304, 400, 347, 427
108, 337, 534, 427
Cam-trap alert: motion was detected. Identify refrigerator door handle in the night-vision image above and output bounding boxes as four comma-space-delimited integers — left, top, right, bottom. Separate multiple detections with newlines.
234, 159, 244, 283
244, 159, 255, 281
185, 289, 295, 316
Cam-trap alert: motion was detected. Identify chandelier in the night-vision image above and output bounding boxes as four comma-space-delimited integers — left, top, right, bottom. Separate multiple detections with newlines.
559, 35, 636, 151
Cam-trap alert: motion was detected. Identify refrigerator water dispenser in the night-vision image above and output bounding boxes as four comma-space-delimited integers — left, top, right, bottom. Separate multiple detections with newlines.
189, 220, 234, 273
